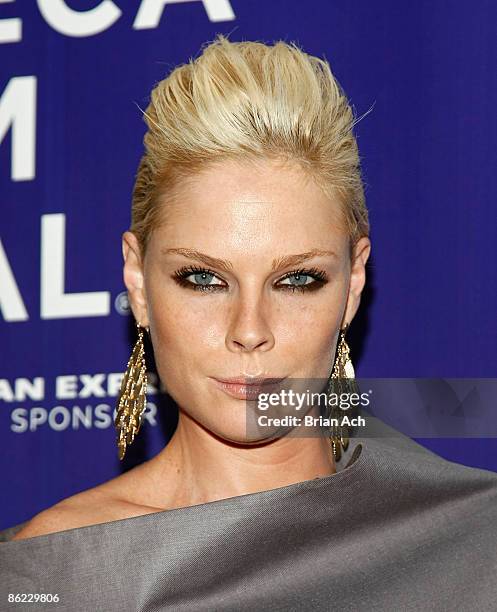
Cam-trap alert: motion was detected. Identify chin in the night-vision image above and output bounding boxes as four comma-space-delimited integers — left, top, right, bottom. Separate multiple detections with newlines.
181, 401, 267, 444
213, 428, 281, 447
204, 407, 285, 446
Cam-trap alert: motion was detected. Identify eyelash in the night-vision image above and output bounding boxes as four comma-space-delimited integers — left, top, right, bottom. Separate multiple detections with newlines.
172, 265, 328, 294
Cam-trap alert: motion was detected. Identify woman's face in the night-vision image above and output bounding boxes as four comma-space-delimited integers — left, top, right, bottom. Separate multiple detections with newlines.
123, 158, 370, 443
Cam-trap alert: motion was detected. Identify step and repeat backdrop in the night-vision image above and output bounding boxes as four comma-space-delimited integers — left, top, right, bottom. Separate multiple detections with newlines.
1, 1, 496, 529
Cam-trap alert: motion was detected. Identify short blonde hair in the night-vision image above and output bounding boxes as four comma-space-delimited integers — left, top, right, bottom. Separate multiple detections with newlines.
131, 33, 370, 258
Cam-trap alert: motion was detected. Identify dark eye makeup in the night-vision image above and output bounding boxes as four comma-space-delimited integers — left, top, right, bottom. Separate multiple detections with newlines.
171, 265, 329, 294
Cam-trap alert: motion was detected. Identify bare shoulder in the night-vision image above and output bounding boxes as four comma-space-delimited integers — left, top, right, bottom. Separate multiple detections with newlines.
11, 464, 164, 541
11, 500, 88, 541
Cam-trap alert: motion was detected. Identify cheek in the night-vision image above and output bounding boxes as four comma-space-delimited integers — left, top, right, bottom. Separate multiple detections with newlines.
277, 294, 343, 340
274, 297, 344, 375
148, 295, 225, 374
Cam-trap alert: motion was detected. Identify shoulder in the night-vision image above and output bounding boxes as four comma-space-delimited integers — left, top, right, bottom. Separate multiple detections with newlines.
11, 490, 118, 541
11, 466, 162, 541
10, 502, 83, 541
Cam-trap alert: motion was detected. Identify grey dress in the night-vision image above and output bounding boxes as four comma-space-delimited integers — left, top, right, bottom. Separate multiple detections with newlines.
1, 416, 497, 611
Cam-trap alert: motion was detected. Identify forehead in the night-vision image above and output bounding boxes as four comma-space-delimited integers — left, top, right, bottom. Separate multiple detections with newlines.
152, 158, 348, 254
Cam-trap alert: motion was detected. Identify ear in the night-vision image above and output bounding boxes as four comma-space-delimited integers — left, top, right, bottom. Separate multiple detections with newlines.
342, 236, 371, 327
122, 231, 149, 327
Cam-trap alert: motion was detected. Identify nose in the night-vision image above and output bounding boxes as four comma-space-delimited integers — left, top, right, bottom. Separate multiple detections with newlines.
225, 293, 275, 353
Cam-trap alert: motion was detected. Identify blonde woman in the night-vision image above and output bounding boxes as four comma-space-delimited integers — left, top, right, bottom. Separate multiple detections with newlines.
2, 34, 497, 611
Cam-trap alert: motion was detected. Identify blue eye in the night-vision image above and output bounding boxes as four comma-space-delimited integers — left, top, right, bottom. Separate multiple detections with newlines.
172, 266, 328, 293
191, 271, 217, 286
276, 267, 328, 293
173, 266, 225, 292
278, 273, 314, 288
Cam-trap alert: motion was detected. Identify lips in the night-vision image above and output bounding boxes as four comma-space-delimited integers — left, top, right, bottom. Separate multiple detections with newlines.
210, 376, 287, 401
214, 376, 286, 385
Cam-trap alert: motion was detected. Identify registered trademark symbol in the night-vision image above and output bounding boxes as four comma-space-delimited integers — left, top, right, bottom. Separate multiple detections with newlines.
114, 291, 130, 315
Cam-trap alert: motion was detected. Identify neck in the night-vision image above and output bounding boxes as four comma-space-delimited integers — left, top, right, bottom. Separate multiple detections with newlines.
145, 411, 337, 511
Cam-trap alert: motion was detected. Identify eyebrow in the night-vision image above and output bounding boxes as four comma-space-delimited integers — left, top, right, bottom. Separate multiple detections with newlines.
161, 248, 337, 273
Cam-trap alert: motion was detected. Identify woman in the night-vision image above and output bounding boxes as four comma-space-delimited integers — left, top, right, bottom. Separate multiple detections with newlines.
2, 34, 497, 611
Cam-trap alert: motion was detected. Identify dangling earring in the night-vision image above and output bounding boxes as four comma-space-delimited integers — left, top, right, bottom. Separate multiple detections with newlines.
327, 323, 357, 462
115, 319, 149, 460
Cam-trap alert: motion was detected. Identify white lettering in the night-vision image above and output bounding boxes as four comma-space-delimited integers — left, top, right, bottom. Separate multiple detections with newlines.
0, 0, 22, 43
56, 375, 78, 399
0, 76, 36, 181
36, 0, 122, 37
48, 405, 71, 430
142, 401, 157, 426
0, 379, 14, 401
107, 373, 124, 396
72, 405, 92, 429
0, 377, 45, 400
30, 406, 48, 431
10, 402, 157, 432
79, 373, 106, 398
15, 377, 44, 401
146, 371, 160, 394
133, 0, 235, 29
94, 403, 112, 428
10, 407, 28, 432
40, 214, 110, 319
0, 237, 29, 321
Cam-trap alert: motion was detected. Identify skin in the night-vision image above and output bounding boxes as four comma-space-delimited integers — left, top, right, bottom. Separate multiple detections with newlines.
11, 157, 370, 540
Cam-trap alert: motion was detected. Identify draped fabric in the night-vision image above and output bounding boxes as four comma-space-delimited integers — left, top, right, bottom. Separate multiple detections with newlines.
1, 419, 497, 611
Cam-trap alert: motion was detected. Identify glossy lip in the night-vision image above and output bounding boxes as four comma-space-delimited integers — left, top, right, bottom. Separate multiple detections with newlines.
214, 376, 287, 385
210, 376, 287, 401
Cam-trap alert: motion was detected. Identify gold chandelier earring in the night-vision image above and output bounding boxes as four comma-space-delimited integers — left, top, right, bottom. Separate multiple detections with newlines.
115, 319, 149, 460
327, 322, 358, 462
